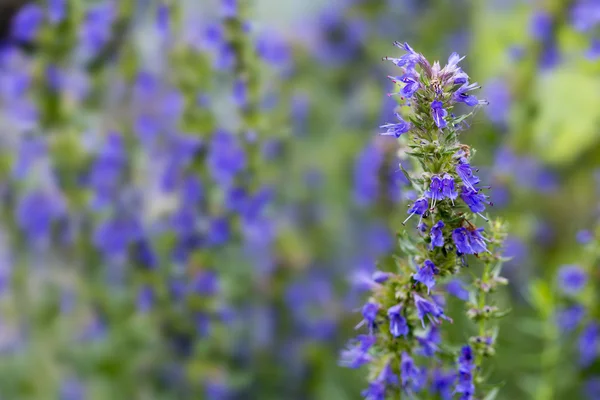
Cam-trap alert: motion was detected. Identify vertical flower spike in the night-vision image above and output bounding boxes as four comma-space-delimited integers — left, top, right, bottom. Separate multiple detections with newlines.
341, 42, 507, 400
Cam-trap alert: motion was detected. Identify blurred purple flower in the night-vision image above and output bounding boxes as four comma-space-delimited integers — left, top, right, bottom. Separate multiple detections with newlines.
207, 130, 246, 189
556, 305, 585, 333
579, 322, 599, 367
16, 189, 65, 246
353, 144, 383, 207
79, 2, 115, 56
11, 4, 44, 42
557, 265, 587, 295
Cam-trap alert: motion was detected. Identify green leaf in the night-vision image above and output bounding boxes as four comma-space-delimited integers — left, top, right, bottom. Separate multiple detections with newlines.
528, 279, 554, 317
483, 387, 500, 400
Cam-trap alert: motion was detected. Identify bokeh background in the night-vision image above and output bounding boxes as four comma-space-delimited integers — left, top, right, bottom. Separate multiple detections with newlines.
0, 0, 599, 398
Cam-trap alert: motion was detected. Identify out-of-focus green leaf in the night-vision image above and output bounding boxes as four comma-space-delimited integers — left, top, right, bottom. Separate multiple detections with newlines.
528, 279, 554, 317
533, 67, 600, 165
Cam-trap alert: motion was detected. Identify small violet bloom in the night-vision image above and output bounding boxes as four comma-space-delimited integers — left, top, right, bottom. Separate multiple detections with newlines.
431, 100, 448, 129
441, 174, 458, 202
417, 326, 441, 357
400, 352, 420, 387
357, 302, 379, 332
460, 186, 491, 214
425, 175, 444, 203
387, 304, 409, 338
430, 220, 445, 249
579, 322, 599, 367
380, 112, 412, 137
446, 279, 470, 301
452, 227, 488, 255
413, 293, 450, 328
556, 305, 585, 333
557, 265, 587, 295
11, 4, 44, 42
455, 157, 480, 190
403, 197, 428, 225
339, 335, 376, 368
413, 259, 438, 293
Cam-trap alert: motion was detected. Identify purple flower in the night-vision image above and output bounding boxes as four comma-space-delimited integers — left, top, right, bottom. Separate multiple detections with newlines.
88, 133, 127, 206
530, 11, 553, 41
387, 304, 409, 337
431, 100, 448, 129
585, 377, 600, 400
190, 270, 219, 296
208, 217, 231, 246
453, 83, 483, 107
221, 0, 237, 17
378, 361, 399, 386
362, 382, 385, 400
353, 144, 383, 206
372, 271, 391, 283
455, 158, 480, 190
11, 4, 44, 42
16, 190, 65, 246
458, 346, 475, 372
384, 42, 427, 70
207, 130, 247, 189
60, 377, 86, 400
93, 215, 143, 260
452, 227, 488, 255
156, 4, 170, 37
587, 39, 600, 60
556, 305, 585, 333
579, 322, 599, 367
425, 175, 444, 203
339, 335, 376, 368
469, 228, 488, 254
380, 112, 412, 137
403, 197, 428, 224
430, 220, 445, 249
398, 72, 420, 97
441, 174, 458, 202
400, 352, 420, 387
557, 265, 587, 295
483, 79, 511, 126
358, 302, 379, 331
256, 32, 291, 66
571, 1, 600, 32
452, 227, 473, 254
79, 2, 115, 56
413, 260, 438, 293
413, 293, 450, 328
137, 285, 154, 313
446, 279, 469, 301
455, 346, 475, 399
417, 326, 441, 357
460, 186, 490, 214
576, 230, 594, 244
431, 369, 456, 400
49, 0, 67, 24
232, 79, 247, 107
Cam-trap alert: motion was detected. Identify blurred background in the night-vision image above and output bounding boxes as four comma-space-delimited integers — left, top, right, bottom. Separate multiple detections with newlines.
0, 0, 599, 398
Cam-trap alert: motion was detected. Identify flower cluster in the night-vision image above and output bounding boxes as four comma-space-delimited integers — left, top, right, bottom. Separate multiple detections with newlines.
340, 43, 509, 399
